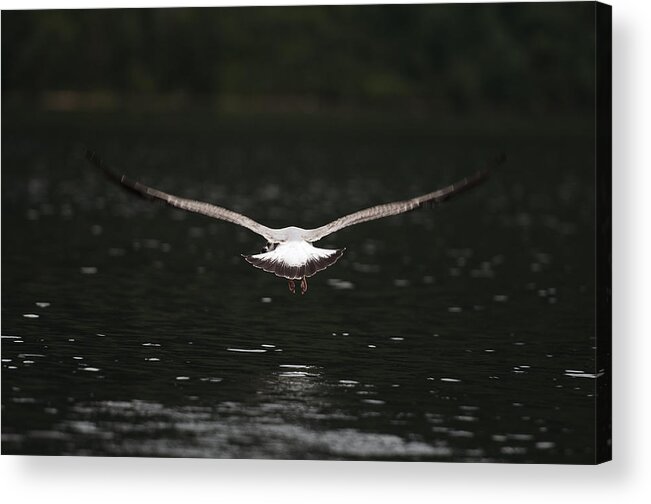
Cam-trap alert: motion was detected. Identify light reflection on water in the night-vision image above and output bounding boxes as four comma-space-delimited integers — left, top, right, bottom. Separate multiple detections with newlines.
2, 113, 598, 462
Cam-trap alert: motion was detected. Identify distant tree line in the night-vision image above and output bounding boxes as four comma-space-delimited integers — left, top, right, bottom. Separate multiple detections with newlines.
2, 3, 596, 113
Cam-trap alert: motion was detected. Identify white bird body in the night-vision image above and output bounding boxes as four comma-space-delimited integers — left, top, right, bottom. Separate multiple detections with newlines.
86, 150, 502, 294
265, 226, 310, 242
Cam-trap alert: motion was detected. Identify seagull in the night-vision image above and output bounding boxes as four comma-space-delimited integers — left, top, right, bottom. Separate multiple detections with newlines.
86, 150, 502, 294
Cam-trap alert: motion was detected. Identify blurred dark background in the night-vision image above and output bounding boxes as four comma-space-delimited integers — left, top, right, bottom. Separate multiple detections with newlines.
2, 3, 595, 118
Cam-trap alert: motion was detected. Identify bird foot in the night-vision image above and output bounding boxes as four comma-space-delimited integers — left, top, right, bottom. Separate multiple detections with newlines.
288, 280, 296, 294
300, 276, 308, 295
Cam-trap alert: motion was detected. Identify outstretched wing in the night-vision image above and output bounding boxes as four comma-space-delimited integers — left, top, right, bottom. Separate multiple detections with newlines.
303, 154, 504, 242
86, 150, 277, 242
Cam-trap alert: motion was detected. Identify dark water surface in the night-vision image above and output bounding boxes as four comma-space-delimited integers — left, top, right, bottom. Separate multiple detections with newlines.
2, 112, 598, 462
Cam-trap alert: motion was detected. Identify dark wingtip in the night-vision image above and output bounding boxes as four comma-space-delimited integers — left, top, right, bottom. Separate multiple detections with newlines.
86, 150, 154, 201
85, 149, 99, 168
85, 149, 108, 172
469, 152, 507, 185
85, 149, 121, 184
491, 152, 507, 169
475, 152, 506, 181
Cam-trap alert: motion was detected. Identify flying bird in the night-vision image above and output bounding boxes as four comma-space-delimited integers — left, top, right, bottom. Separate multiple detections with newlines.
86, 150, 501, 294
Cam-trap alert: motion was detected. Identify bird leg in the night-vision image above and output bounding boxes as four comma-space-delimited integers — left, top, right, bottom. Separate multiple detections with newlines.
300, 276, 308, 295
287, 279, 296, 294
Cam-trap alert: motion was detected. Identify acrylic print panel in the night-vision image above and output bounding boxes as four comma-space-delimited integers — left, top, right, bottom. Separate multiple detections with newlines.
1, 2, 611, 463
